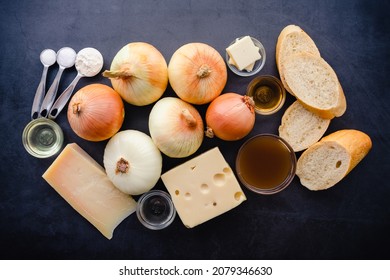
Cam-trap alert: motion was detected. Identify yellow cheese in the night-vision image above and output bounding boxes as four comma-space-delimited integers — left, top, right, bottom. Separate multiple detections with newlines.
161, 147, 246, 228
42, 143, 137, 239
226, 36, 261, 71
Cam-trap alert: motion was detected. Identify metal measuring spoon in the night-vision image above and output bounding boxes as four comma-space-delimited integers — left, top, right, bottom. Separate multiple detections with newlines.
39, 47, 76, 118
31, 49, 56, 119
48, 48, 103, 119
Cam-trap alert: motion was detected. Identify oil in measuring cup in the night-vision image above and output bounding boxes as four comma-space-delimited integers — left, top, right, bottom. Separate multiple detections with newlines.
22, 118, 64, 158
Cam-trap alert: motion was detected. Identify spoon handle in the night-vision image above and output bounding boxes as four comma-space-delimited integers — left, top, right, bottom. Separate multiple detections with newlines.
31, 66, 49, 119
40, 66, 65, 118
48, 74, 82, 120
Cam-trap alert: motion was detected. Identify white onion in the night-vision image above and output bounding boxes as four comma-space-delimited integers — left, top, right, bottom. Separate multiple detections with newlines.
103, 130, 162, 195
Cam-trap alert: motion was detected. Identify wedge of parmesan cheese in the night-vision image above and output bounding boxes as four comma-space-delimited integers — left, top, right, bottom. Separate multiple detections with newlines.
42, 143, 137, 239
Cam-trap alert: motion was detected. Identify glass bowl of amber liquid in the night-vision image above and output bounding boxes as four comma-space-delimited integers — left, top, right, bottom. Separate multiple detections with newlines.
236, 134, 296, 195
246, 75, 286, 115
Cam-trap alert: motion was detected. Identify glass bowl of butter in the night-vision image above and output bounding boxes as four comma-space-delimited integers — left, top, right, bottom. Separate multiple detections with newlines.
225, 36, 266, 77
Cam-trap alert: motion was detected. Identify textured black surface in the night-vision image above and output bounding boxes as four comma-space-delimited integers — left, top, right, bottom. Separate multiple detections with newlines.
1, 0, 390, 260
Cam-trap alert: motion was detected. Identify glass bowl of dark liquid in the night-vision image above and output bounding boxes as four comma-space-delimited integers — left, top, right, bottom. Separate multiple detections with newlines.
136, 190, 176, 230
236, 134, 296, 195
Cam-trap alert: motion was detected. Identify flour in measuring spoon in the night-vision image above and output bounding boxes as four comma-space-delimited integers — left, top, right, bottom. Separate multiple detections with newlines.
75, 48, 104, 77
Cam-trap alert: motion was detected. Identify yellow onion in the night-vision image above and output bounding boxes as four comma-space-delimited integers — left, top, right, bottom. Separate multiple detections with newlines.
149, 97, 204, 158
206, 93, 255, 141
168, 42, 227, 105
103, 42, 168, 106
67, 84, 124, 141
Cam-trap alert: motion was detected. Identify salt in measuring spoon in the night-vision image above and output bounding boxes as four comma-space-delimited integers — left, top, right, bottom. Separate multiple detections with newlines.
40, 47, 76, 118
31, 49, 56, 119
49, 47, 104, 119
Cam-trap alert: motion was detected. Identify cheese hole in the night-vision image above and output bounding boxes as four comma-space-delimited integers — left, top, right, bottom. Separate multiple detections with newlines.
184, 192, 191, 200
234, 192, 244, 201
200, 183, 209, 193
213, 173, 226, 186
336, 160, 342, 168
175, 190, 180, 196
223, 167, 232, 175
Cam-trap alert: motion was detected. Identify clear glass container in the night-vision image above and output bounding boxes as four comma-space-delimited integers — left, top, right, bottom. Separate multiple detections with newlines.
246, 75, 286, 115
225, 36, 266, 77
236, 134, 296, 195
136, 190, 176, 230
22, 118, 64, 158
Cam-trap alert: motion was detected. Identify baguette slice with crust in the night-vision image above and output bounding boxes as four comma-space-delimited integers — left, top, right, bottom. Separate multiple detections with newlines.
279, 101, 331, 152
276, 25, 320, 94
296, 129, 372, 191
282, 52, 347, 119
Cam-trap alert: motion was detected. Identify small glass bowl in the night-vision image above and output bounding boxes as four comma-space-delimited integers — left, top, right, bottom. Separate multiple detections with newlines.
246, 75, 286, 115
22, 118, 64, 158
235, 134, 296, 195
225, 36, 266, 77
136, 190, 176, 230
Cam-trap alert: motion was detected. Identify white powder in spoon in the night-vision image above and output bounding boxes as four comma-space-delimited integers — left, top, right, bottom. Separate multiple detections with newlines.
75, 48, 104, 77
57, 47, 76, 68
40, 49, 57, 66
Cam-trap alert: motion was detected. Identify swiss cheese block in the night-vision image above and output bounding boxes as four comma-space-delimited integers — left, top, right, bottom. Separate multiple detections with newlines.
42, 143, 137, 239
226, 36, 261, 71
161, 147, 246, 228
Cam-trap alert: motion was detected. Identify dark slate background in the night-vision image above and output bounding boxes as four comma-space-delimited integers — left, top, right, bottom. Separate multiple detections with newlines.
1, 0, 389, 260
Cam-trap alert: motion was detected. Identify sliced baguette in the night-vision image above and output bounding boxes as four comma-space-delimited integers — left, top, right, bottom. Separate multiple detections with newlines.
282, 52, 347, 119
279, 101, 331, 152
276, 25, 320, 94
296, 129, 372, 191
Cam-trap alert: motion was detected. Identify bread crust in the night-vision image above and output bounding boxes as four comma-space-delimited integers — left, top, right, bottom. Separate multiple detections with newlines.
320, 130, 372, 175
296, 129, 372, 190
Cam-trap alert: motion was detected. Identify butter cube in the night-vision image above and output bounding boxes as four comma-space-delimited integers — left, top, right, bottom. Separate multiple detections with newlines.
161, 147, 246, 228
226, 36, 261, 71
229, 57, 255, 72
42, 143, 137, 239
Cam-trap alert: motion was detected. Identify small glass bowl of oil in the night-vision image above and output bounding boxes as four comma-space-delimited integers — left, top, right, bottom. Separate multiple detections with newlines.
246, 75, 286, 115
22, 118, 64, 158
236, 134, 296, 195
136, 190, 176, 230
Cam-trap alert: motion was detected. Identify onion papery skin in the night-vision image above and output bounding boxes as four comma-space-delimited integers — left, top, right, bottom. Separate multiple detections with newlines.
149, 97, 204, 158
67, 84, 124, 142
206, 93, 255, 141
103, 42, 168, 106
168, 42, 227, 105
103, 130, 162, 195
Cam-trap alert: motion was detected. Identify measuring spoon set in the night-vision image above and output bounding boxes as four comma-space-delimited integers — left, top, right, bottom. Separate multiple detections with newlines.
31, 47, 103, 120
23, 47, 103, 158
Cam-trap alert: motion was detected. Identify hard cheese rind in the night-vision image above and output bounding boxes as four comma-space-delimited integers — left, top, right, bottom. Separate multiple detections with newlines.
161, 147, 246, 228
42, 143, 137, 239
